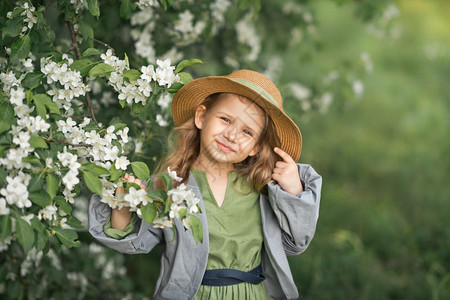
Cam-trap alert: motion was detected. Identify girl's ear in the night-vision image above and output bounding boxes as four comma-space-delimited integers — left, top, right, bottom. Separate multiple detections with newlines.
194, 105, 207, 129
248, 144, 261, 157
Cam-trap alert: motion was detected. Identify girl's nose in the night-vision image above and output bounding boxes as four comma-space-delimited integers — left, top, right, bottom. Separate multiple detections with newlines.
224, 124, 238, 142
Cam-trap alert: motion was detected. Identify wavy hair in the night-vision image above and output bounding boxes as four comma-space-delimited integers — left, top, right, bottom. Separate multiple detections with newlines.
156, 93, 281, 193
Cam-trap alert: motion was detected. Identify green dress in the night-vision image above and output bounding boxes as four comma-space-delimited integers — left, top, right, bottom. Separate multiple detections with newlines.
191, 168, 268, 300
103, 169, 269, 299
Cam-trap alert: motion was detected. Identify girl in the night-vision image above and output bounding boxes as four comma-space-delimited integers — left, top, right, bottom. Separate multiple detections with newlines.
89, 69, 322, 299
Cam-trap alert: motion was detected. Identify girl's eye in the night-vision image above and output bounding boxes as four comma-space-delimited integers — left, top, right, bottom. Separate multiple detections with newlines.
243, 129, 253, 136
220, 117, 230, 123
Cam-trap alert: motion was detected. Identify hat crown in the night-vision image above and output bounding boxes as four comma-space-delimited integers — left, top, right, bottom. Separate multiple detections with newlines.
226, 69, 284, 111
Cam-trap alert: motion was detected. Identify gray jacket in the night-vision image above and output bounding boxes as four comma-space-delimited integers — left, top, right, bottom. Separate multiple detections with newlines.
89, 163, 322, 300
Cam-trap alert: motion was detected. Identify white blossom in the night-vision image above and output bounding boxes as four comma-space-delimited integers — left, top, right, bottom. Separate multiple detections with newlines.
0, 198, 10, 216
156, 114, 168, 127
38, 204, 58, 221
236, 13, 261, 62
352, 80, 364, 98
167, 167, 183, 183
115, 156, 130, 170
10, 87, 25, 106
124, 187, 149, 209
0, 173, 31, 208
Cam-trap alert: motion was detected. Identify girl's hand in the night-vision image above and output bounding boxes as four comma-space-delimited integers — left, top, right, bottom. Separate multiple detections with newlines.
115, 173, 146, 195
111, 173, 146, 230
272, 147, 303, 196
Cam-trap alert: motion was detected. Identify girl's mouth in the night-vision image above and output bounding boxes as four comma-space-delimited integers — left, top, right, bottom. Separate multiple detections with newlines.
216, 140, 233, 152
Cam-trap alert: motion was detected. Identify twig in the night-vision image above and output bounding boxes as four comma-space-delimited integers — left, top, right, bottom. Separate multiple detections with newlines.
45, 138, 92, 148
66, 21, 98, 125
90, 38, 115, 52
45, 0, 54, 11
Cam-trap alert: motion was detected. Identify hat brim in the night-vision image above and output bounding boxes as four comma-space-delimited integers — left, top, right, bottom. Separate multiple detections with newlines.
172, 76, 302, 161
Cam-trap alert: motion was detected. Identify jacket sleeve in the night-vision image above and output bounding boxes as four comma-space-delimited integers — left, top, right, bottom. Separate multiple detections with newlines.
267, 163, 322, 255
88, 194, 163, 254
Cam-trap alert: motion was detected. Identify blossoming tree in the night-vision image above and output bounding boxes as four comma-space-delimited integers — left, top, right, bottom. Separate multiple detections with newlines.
0, 0, 397, 297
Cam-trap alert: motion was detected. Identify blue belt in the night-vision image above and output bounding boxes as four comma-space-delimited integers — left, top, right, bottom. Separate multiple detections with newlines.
201, 264, 265, 286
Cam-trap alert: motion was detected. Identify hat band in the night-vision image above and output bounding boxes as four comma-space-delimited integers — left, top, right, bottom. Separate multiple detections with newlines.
230, 78, 280, 108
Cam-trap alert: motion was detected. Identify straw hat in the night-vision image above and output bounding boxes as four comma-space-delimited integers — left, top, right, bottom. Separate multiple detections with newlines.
172, 69, 302, 161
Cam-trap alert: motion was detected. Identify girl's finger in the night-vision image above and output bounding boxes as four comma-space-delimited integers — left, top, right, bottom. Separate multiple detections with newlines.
135, 179, 142, 185
124, 173, 129, 180
274, 147, 295, 163
275, 161, 288, 168
273, 167, 283, 175
140, 184, 146, 190
128, 175, 135, 182
115, 187, 125, 194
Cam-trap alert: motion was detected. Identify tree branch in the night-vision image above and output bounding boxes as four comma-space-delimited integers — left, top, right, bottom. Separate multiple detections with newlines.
90, 38, 115, 52
66, 21, 98, 125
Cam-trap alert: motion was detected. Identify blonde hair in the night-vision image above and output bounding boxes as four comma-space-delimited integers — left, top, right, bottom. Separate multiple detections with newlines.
156, 93, 281, 193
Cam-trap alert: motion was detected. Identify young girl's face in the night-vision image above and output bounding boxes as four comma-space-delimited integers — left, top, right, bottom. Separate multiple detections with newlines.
194, 94, 266, 172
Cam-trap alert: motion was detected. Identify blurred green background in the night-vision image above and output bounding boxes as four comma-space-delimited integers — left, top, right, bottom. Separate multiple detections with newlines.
129, 1, 450, 298
289, 1, 450, 299
72, 1, 448, 298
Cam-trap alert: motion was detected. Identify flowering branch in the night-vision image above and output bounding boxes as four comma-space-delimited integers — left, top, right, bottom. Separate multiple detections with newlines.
90, 38, 115, 52
66, 21, 98, 125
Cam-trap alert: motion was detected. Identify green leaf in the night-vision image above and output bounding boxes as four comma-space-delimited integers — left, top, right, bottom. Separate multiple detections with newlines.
175, 58, 203, 73
23, 156, 43, 167
123, 69, 141, 81
120, 0, 136, 20
113, 123, 127, 131
70, 58, 100, 77
0, 167, 6, 186
131, 161, 150, 180
35, 229, 49, 252
124, 52, 130, 68
29, 135, 48, 149
2, 17, 24, 39
119, 99, 126, 108
28, 174, 44, 192
186, 214, 203, 244
46, 174, 59, 200
109, 164, 123, 181
9, 7, 26, 19
141, 203, 157, 225
0, 102, 15, 123
14, 212, 35, 253
86, 0, 100, 17
48, 234, 61, 253
0, 216, 12, 242
83, 171, 103, 195
33, 93, 60, 117
178, 72, 193, 84
79, 21, 94, 43
158, 172, 173, 190
147, 189, 167, 202
66, 215, 83, 229
21, 72, 44, 89
0, 121, 10, 135
168, 82, 184, 94
131, 102, 145, 114
33, 96, 47, 118
126, 182, 141, 190
88, 62, 115, 77
54, 196, 72, 214
10, 35, 31, 62
52, 227, 81, 248
0, 147, 5, 158
29, 191, 52, 207
238, 0, 253, 11
82, 48, 102, 57
253, 0, 262, 17
81, 162, 109, 176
